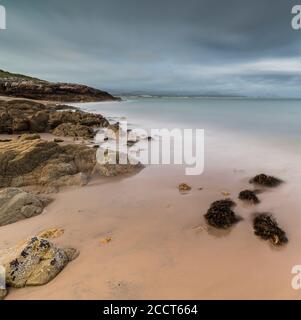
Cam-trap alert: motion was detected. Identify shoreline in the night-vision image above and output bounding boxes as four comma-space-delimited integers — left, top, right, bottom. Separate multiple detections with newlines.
0, 96, 300, 299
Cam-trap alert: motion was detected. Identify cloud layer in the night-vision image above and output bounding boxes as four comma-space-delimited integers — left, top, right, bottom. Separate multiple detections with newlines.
0, 0, 300, 97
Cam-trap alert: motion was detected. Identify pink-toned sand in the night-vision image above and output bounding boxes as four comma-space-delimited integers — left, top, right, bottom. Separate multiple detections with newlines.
1, 105, 301, 300
1, 156, 301, 299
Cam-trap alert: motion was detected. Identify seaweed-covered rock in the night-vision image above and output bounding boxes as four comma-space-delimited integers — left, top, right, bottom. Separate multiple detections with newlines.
127, 140, 138, 147
0, 237, 79, 288
204, 199, 239, 229
0, 188, 49, 227
238, 190, 260, 204
253, 213, 288, 246
249, 174, 282, 187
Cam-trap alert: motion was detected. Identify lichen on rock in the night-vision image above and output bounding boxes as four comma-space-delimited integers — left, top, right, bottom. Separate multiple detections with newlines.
0, 237, 79, 288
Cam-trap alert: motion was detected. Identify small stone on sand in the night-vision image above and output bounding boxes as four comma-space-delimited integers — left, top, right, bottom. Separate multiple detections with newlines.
178, 183, 192, 192
100, 236, 112, 245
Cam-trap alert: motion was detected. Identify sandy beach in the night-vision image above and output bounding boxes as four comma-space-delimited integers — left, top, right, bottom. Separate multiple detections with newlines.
1, 126, 300, 299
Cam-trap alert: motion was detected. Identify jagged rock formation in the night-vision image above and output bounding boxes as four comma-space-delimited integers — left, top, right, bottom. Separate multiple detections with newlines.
0, 135, 96, 188
0, 99, 109, 137
53, 123, 94, 139
0, 134, 143, 189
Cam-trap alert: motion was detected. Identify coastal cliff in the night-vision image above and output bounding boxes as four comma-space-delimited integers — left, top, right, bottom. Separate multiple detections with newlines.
0, 70, 120, 102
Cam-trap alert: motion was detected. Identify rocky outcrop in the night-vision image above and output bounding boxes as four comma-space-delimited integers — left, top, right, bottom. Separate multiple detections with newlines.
49, 110, 109, 129
0, 135, 96, 188
53, 123, 94, 139
0, 237, 79, 288
0, 99, 109, 138
0, 70, 120, 102
94, 148, 143, 177
0, 188, 49, 227
106, 122, 127, 140
93, 161, 143, 177
28, 111, 49, 133
0, 135, 142, 188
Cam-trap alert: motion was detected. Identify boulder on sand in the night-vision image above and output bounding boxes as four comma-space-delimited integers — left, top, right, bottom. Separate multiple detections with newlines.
0, 188, 49, 227
0, 237, 79, 288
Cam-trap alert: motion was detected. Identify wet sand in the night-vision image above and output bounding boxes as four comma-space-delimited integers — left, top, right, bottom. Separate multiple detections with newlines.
1, 157, 301, 299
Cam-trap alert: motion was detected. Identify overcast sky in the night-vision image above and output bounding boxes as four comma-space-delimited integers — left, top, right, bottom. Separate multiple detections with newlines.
0, 0, 301, 97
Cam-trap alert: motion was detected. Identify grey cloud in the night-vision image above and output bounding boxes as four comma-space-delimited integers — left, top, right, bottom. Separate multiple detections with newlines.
0, 0, 300, 97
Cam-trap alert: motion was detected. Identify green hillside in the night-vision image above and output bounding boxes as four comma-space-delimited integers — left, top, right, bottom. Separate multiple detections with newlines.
0, 69, 42, 82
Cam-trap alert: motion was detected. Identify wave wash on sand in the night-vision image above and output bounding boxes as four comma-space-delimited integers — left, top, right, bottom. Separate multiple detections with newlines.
96, 121, 205, 176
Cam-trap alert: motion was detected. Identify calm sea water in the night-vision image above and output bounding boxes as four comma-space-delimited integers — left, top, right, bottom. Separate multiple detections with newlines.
74, 97, 301, 152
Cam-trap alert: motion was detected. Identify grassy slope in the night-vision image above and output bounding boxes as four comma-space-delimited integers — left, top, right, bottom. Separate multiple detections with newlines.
0, 69, 42, 82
